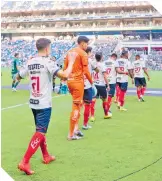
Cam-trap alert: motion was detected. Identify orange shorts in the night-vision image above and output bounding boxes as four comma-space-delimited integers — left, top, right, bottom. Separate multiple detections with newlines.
67, 80, 84, 104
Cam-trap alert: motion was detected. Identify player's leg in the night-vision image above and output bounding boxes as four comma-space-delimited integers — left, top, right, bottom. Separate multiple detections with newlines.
90, 98, 96, 122
98, 86, 109, 118
53, 80, 55, 91
141, 78, 147, 99
118, 82, 128, 111
18, 108, 54, 175
90, 85, 98, 122
106, 84, 116, 118
58, 82, 62, 94
11, 74, 16, 91
14, 73, 20, 90
140, 78, 147, 101
67, 81, 84, 140
82, 88, 93, 130
135, 78, 142, 101
114, 83, 120, 103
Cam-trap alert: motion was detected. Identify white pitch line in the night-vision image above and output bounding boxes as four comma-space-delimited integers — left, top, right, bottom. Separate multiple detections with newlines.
1, 95, 64, 111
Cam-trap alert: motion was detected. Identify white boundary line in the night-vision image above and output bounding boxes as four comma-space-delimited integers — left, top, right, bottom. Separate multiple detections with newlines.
1, 95, 64, 111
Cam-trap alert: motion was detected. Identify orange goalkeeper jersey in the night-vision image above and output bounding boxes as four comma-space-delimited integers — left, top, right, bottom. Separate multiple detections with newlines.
64, 47, 92, 84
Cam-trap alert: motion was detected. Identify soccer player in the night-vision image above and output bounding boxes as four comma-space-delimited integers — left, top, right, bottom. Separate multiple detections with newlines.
91, 52, 110, 119
82, 46, 97, 130
132, 55, 150, 102
11, 53, 21, 91
115, 51, 133, 111
64, 36, 93, 140
104, 53, 118, 117
17, 38, 74, 175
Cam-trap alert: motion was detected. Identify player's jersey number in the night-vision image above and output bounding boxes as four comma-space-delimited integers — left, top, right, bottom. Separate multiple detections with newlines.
106, 68, 111, 74
135, 67, 141, 73
92, 72, 99, 80
31, 76, 40, 93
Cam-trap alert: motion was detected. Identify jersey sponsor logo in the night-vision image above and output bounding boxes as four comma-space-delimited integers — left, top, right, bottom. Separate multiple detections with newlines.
134, 63, 140, 66
30, 71, 41, 74
118, 61, 124, 66
105, 62, 113, 66
28, 64, 44, 70
31, 138, 40, 149
30, 99, 39, 104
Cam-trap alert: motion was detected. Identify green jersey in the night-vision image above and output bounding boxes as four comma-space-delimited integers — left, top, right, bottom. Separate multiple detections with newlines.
11, 58, 20, 74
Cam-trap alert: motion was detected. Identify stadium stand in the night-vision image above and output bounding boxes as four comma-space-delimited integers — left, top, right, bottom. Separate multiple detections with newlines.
1, 1, 162, 70
1, 39, 75, 65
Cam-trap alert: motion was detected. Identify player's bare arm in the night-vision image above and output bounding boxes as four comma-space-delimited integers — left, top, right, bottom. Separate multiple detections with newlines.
143, 68, 150, 81
57, 61, 74, 79
83, 65, 93, 85
128, 69, 134, 79
103, 72, 109, 88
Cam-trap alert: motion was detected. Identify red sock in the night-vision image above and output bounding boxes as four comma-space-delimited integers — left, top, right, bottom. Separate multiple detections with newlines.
91, 100, 96, 117
23, 132, 44, 163
116, 85, 120, 101
103, 102, 108, 116
40, 135, 49, 157
83, 103, 90, 126
137, 89, 141, 99
119, 90, 126, 107
107, 96, 112, 111
141, 87, 146, 96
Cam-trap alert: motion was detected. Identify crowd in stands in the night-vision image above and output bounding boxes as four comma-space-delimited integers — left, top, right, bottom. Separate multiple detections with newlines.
1, 1, 150, 11
1, 39, 75, 66
93, 39, 118, 60
128, 49, 162, 70
1, 35, 162, 70
147, 51, 162, 71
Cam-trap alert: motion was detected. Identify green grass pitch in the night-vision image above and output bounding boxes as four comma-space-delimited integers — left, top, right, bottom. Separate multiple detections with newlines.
1, 69, 162, 181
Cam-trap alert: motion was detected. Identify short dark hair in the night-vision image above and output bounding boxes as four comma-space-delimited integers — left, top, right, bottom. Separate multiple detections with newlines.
121, 50, 128, 57
36, 38, 51, 51
77, 36, 89, 44
136, 55, 140, 58
85, 46, 92, 54
95, 52, 102, 62
111, 53, 117, 58
14, 53, 19, 57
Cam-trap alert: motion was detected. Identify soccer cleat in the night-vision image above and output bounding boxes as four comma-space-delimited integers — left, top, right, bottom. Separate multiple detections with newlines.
87, 124, 92, 129
90, 116, 95, 122
117, 102, 120, 109
67, 135, 82, 141
18, 161, 34, 175
119, 107, 127, 111
75, 130, 84, 137
43, 155, 56, 164
82, 124, 92, 130
12, 88, 17, 92
140, 97, 145, 102
104, 113, 112, 119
